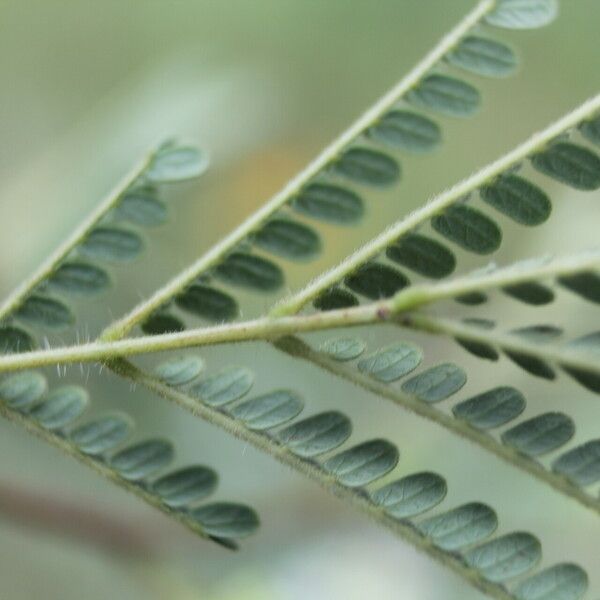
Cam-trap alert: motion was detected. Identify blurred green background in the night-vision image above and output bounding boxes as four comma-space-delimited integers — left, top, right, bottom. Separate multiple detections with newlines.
0, 1, 599, 599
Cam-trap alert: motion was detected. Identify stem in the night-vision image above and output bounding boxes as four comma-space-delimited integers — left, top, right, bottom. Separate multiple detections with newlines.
273, 335, 600, 516
98, 0, 496, 342
271, 94, 600, 316
0, 152, 153, 322
109, 357, 514, 600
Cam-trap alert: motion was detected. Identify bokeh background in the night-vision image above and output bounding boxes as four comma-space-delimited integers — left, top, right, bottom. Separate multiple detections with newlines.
0, 1, 599, 599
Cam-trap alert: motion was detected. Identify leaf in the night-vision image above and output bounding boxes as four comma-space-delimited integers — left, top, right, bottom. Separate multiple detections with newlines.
557, 271, 600, 304
323, 439, 399, 487
431, 204, 502, 255
16, 295, 74, 330
313, 288, 359, 311
79, 227, 144, 262
446, 36, 518, 78
292, 183, 364, 225
188, 366, 254, 407
503, 282, 554, 305
357, 342, 423, 383
501, 412, 575, 457
152, 466, 218, 507
371, 472, 447, 519
228, 389, 303, 430
254, 219, 321, 261
69, 414, 132, 455
344, 263, 409, 299
480, 174, 551, 226
455, 318, 498, 361
141, 313, 185, 335
401, 363, 466, 403
485, 0, 559, 30
514, 563, 589, 600
406, 74, 481, 117
368, 110, 441, 153
531, 142, 600, 190
115, 189, 168, 227
418, 502, 498, 551
0, 326, 35, 354
30, 386, 88, 430
146, 145, 207, 183
191, 502, 259, 539
331, 147, 400, 187
453, 387, 526, 430
561, 332, 600, 393
48, 262, 111, 295
277, 411, 352, 457
176, 285, 238, 321
319, 336, 366, 361
463, 532, 541, 582
579, 114, 600, 146
506, 325, 561, 380
386, 233, 456, 279
551, 440, 600, 486
154, 355, 204, 387
0, 371, 47, 410
455, 291, 488, 305
215, 253, 284, 292
109, 439, 174, 481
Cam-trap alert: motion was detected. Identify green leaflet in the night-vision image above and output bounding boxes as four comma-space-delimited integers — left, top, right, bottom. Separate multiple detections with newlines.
552, 440, 600, 486
319, 336, 366, 361
154, 355, 204, 387
558, 271, 600, 304
228, 390, 304, 430
69, 414, 132, 455
254, 219, 321, 261
418, 502, 498, 551
368, 110, 441, 153
191, 502, 259, 539
485, 0, 559, 30
110, 439, 174, 481
503, 281, 554, 305
313, 288, 359, 311
386, 233, 456, 279
501, 412, 575, 457
407, 74, 481, 118
480, 174, 551, 226
531, 142, 600, 190
175, 284, 238, 322
331, 147, 400, 187
30, 386, 88, 430
431, 204, 502, 255
561, 332, 600, 393
276, 411, 352, 458
146, 145, 207, 183
188, 366, 254, 407
344, 263, 409, 299
401, 363, 466, 403
152, 466, 218, 507
115, 189, 168, 227
455, 318, 498, 361
455, 291, 488, 305
371, 472, 447, 519
453, 387, 525, 430
141, 313, 185, 335
357, 342, 423, 383
0, 371, 47, 410
0, 326, 35, 354
323, 439, 399, 487
215, 252, 284, 292
16, 295, 74, 330
463, 532, 541, 582
506, 325, 561, 380
579, 114, 600, 146
446, 36, 518, 78
514, 563, 589, 600
48, 262, 111, 295
79, 227, 144, 262
292, 183, 364, 225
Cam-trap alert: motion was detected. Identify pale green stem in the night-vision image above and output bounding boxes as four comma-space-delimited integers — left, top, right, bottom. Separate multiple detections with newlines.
270, 94, 600, 317
98, 0, 495, 342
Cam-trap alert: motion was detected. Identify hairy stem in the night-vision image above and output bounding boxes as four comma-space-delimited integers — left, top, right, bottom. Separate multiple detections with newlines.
98, 0, 495, 342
